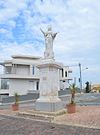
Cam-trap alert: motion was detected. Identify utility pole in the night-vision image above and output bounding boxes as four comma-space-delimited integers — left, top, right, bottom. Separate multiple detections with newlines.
79, 63, 82, 93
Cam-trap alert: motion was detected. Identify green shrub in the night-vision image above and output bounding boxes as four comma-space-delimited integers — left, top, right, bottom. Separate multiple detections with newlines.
14, 92, 19, 104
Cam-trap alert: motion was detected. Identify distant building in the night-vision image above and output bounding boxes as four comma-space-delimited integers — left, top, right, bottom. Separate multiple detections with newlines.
91, 83, 100, 93
0, 55, 72, 97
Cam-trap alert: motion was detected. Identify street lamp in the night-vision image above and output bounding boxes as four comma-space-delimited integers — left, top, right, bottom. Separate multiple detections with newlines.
79, 63, 88, 93
79, 63, 82, 92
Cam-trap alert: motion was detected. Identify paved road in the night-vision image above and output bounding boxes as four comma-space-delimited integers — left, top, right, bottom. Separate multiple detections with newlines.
0, 115, 100, 135
60, 93, 100, 106
0, 100, 35, 110
0, 93, 100, 110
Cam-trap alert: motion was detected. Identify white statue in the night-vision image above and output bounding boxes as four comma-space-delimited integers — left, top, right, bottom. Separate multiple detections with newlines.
40, 26, 57, 59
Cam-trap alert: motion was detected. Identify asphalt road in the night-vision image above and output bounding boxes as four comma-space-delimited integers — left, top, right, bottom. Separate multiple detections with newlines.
0, 93, 100, 110
60, 93, 100, 106
0, 100, 35, 110
0, 114, 100, 135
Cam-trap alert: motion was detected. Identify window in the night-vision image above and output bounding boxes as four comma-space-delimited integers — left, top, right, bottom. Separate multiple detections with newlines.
62, 69, 64, 77
36, 81, 39, 90
1, 79, 9, 89
65, 71, 67, 77
68, 70, 72, 73
5, 66, 11, 74
32, 66, 34, 75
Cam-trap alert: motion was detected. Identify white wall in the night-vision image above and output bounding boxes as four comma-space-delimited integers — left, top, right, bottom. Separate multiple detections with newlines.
28, 80, 38, 91
60, 80, 70, 90
16, 65, 30, 75
9, 79, 30, 96
9, 79, 39, 96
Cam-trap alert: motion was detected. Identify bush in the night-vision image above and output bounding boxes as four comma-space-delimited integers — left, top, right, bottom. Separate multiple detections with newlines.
14, 92, 19, 105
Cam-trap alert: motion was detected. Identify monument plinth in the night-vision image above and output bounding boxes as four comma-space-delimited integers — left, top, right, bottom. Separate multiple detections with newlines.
35, 61, 63, 112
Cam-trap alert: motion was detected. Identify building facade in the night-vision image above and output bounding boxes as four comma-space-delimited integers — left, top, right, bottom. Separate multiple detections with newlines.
0, 55, 72, 97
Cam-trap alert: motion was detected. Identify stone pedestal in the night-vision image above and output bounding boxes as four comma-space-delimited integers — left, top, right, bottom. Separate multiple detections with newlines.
35, 60, 63, 112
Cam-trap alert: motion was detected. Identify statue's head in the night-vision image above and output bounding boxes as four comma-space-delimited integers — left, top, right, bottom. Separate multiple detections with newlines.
48, 25, 52, 31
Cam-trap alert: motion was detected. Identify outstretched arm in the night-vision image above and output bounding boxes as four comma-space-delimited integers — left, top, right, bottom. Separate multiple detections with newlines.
40, 28, 45, 36
52, 32, 58, 40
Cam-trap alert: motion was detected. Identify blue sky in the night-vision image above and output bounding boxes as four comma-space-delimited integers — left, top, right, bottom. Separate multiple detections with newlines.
0, 0, 100, 86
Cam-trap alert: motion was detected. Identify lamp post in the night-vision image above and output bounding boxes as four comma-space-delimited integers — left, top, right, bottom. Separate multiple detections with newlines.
79, 63, 88, 93
79, 63, 82, 93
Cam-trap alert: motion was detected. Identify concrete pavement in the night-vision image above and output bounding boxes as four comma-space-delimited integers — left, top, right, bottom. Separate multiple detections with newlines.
0, 114, 100, 135
0, 93, 100, 135
0, 105, 100, 129
53, 106, 100, 129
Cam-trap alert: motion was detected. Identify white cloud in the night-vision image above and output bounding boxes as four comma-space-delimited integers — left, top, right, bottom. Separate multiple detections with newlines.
0, 0, 27, 23
0, 28, 8, 33
0, 42, 43, 61
0, 28, 13, 39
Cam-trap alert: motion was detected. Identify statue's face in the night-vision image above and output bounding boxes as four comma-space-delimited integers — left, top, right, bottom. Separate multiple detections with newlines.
48, 26, 52, 31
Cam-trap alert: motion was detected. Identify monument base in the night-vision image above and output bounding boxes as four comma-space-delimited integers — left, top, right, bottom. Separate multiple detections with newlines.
35, 100, 63, 112
18, 108, 67, 122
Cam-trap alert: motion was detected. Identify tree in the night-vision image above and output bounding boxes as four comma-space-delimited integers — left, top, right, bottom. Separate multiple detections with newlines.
85, 81, 90, 93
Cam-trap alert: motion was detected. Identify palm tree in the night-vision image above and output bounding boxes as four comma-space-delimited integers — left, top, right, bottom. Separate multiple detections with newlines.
14, 92, 19, 105
70, 83, 76, 104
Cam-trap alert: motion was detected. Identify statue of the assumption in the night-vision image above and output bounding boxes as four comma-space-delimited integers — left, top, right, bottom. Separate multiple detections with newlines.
40, 26, 57, 59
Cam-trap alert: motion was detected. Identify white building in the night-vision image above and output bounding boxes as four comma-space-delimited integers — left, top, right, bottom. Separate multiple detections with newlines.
0, 55, 72, 97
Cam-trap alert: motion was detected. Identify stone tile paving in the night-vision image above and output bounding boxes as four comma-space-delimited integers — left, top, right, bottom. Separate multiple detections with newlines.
0, 115, 100, 135
0, 105, 100, 134
53, 106, 100, 129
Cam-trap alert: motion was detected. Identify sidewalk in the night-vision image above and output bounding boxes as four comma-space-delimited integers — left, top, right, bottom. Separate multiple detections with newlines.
53, 106, 100, 129
0, 105, 100, 129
